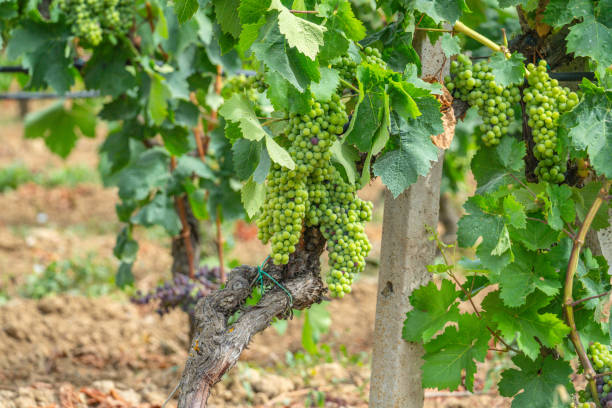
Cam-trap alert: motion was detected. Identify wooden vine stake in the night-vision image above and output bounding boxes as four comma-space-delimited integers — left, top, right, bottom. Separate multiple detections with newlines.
369, 30, 450, 408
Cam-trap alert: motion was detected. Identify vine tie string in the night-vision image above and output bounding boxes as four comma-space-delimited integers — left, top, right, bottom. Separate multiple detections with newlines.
256, 256, 293, 307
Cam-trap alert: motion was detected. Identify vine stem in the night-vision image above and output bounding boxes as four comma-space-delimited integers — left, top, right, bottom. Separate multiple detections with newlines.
340, 78, 360, 93
563, 180, 611, 408
171, 156, 196, 279
428, 227, 519, 353
453, 21, 510, 58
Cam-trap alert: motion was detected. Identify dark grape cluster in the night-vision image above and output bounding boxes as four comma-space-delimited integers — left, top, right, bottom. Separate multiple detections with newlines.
131, 266, 221, 316
524, 60, 578, 183
255, 93, 372, 296
446, 54, 520, 147
57, 0, 132, 46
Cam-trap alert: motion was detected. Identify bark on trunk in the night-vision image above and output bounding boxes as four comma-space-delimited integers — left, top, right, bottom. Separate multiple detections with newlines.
368, 30, 449, 408
176, 227, 327, 408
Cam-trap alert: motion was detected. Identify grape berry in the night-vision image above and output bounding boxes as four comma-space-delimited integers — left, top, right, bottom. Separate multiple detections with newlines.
57, 0, 132, 46
572, 342, 612, 408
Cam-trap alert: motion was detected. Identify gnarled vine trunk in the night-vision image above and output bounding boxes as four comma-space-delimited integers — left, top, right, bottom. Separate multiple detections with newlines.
176, 227, 327, 408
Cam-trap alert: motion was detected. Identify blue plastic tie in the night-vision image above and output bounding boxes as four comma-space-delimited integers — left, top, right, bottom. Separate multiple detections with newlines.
257, 256, 293, 306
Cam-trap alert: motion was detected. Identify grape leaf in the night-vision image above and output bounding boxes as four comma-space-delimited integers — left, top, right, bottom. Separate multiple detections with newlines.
471, 138, 525, 194
543, 0, 593, 27
252, 14, 319, 91
83, 47, 136, 98
597, 0, 612, 28
566, 17, 612, 71
132, 193, 182, 235
509, 217, 560, 250
422, 313, 490, 391
265, 134, 295, 170
489, 52, 525, 88
239, 0, 271, 24
545, 184, 575, 231
440, 33, 461, 57
175, 0, 199, 23
272, 0, 326, 60
497, 0, 538, 11
241, 177, 266, 218
265, 71, 311, 114
213, 0, 241, 38
402, 279, 461, 343
310, 67, 340, 102
573, 181, 611, 230
24, 101, 96, 159
175, 156, 215, 180
498, 355, 574, 408
116, 149, 170, 201
496, 245, 561, 307
562, 85, 612, 178
373, 109, 441, 198
347, 90, 385, 152
116, 262, 134, 288
414, 0, 464, 24
238, 20, 265, 53
502, 195, 526, 229
219, 93, 268, 141
330, 141, 359, 184
149, 74, 170, 126
161, 127, 192, 156
457, 196, 512, 272
317, 28, 349, 64
482, 292, 570, 360
232, 139, 262, 180
318, 0, 365, 41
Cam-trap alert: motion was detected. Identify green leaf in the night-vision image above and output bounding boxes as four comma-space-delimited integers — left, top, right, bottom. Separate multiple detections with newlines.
457, 196, 512, 272
310, 67, 340, 102
265, 71, 312, 113
497, 245, 561, 307
562, 85, 612, 178
566, 18, 612, 71
116, 149, 170, 201
414, 0, 464, 24
318, 29, 349, 64
482, 292, 570, 360
319, 0, 366, 41
471, 137, 525, 193
175, 0, 199, 23
83, 47, 136, 98
546, 184, 575, 231
24, 101, 96, 158
330, 141, 358, 184
116, 262, 134, 288
489, 52, 525, 88
573, 181, 611, 230
402, 279, 461, 343
597, 0, 612, 28
498, 355, 574, 408
219, 93, 268, 141
184, 180, 208, 220
510, 217, 560, 250
238, 20, 265, 53
113, 228, 139, 263
232, 139, 262, 180
543, 0, 593, 27
440, 33, 461, 57
175, 156, 215, 180
422, 313, 490, 391
272, 0, 326, 60
161, 127, 192, 156
132, 193, 182, 235
239, 0, 271, 24
503, 195, 526, 229
347, 89, 385, 151
373, 100, 441, 198
241, 177, 266, 218
149, 74, 170, 126
265, 134, 295, 169
213, 0, 241, 38
252, 14, 319, 91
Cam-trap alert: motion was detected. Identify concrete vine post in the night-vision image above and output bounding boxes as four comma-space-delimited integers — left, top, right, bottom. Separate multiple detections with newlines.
369, 31, 450, 408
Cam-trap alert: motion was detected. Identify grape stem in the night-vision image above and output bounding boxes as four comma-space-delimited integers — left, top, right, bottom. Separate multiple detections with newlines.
453, 21, 511, 58
290, 9, 318, 14
570, 291, 610, 307
260, 117, 286, 127
563, 180, 611, 408
426, 226, 519, 353
171, 156, 196, 279
595, 371, 612, 378
340, 78, 360, 93
414, 27, 453, 33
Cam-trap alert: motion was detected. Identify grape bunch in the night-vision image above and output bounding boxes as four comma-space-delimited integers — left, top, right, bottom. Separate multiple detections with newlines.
363, 46, 386, 68
572, 342, 612, 407
57, 0, 132, 46
523, 60, 579, 183
222, 74, 267, 100
255, 93, 372, 296
131, 266, 221, 316
333, 46, 385, 84
305, 163, 372, 297
446, 54, 520, 147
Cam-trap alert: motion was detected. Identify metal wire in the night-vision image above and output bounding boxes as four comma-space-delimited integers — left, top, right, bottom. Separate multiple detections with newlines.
0, 90, 100, 100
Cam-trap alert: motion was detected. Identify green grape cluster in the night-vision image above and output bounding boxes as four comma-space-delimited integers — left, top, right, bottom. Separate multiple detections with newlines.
57, 0, 132, 46
363, 46, 386, 68
446, 54, 520, 147
523, 60, 578, 183
256, 94, 372, 296
221, 75, 262, 103
305, 164, 372, 297
334, 56, 357, 82
574, 342, 612, 407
